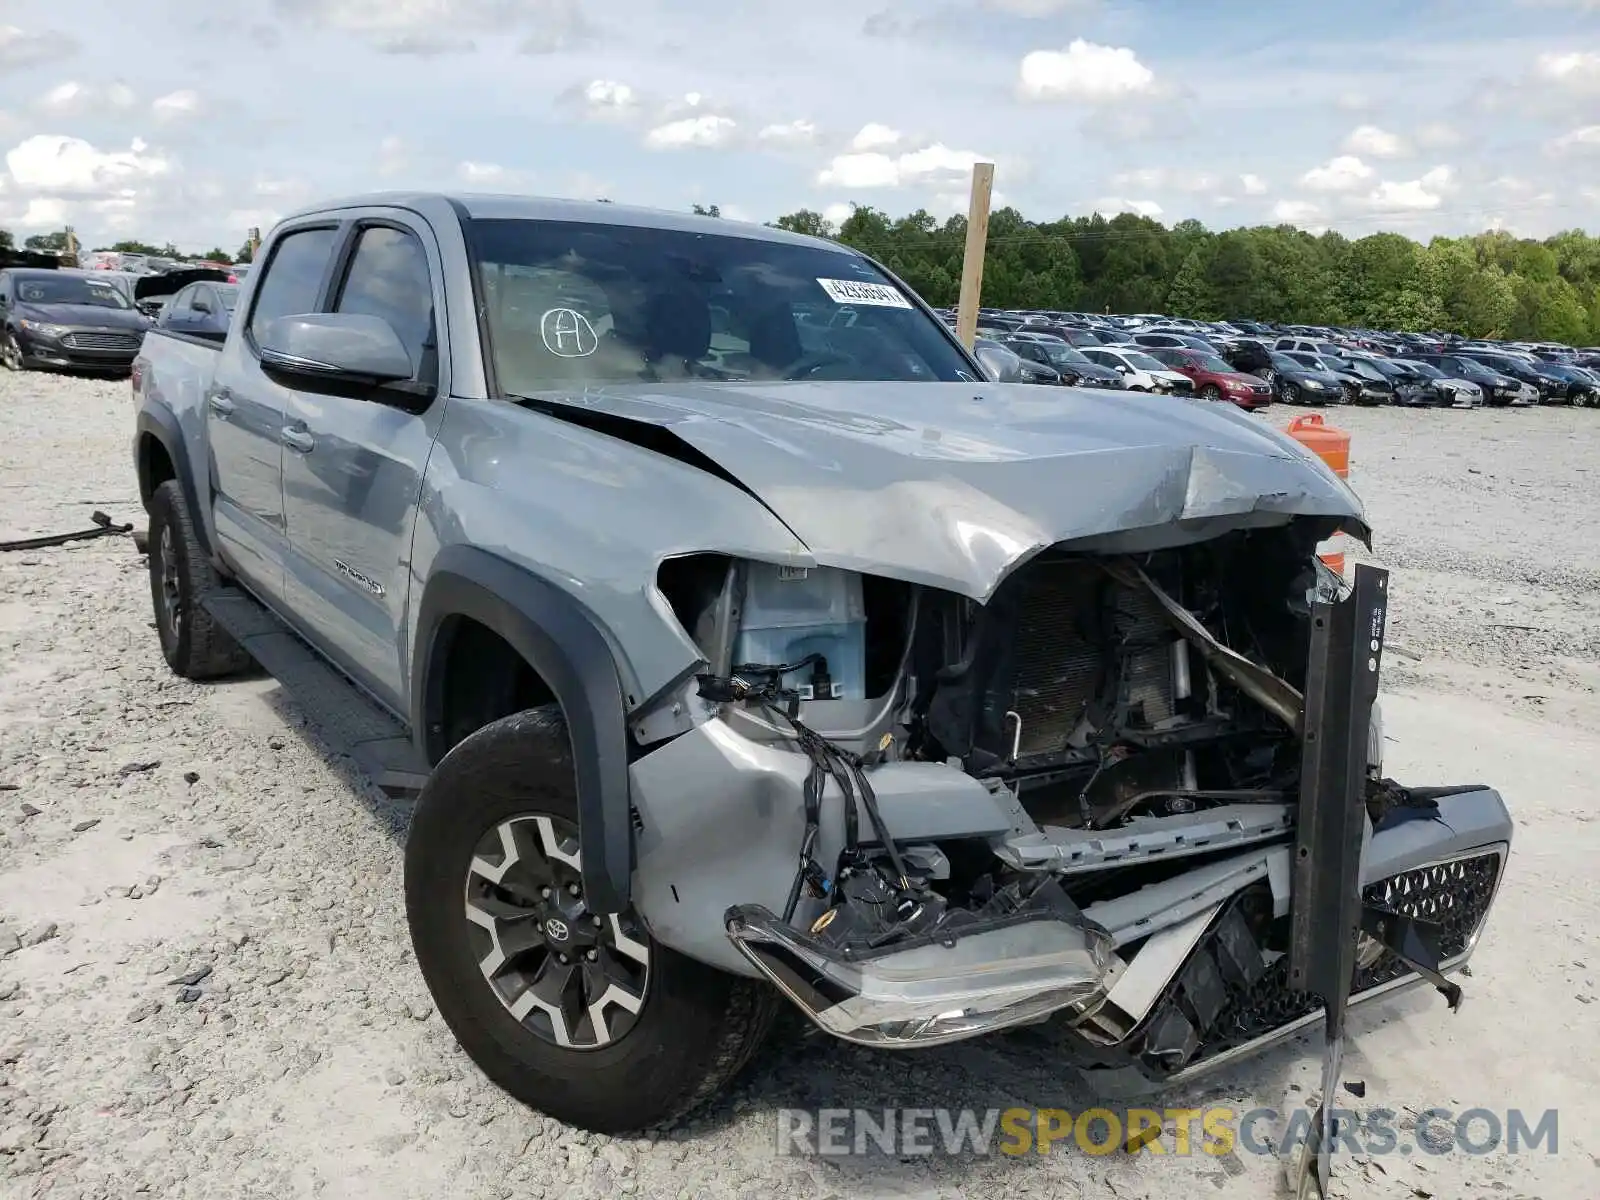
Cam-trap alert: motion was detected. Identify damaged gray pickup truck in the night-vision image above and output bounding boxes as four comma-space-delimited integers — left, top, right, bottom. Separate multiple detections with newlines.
130, 194, 1511, 1163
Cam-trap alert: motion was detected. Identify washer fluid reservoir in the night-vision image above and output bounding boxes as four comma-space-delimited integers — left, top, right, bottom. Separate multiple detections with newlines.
732, 563, 867, 701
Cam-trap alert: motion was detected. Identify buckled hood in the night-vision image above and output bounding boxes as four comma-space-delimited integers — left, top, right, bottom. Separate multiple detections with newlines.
528, 381, 1370, 601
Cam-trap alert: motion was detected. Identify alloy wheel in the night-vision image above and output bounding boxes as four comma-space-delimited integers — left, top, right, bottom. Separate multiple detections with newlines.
157, 524, 182, 644
463, 814, 651, 1050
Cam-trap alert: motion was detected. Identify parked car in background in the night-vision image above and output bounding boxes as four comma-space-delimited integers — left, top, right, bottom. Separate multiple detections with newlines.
1411, 353, 1534, 405
1454, 350, 1570, 403
1133, 330, 1220, 353
1262, 352, 1346, 405
1275, 337, 1349, 359
0, 267, 151, 373
1145, 346, 1274, 408
156, 281, 240, 341
1078, 345, 1195, 394
1392, 359, 1482, 408
1002, 336, 1125, 388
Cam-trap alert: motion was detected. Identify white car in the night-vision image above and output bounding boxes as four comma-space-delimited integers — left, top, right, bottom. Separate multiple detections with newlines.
1081, 346, 1197, 395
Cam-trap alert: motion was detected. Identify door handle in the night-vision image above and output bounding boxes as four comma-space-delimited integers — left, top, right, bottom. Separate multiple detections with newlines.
208, 390, 235, 418
280, 426, 315, 453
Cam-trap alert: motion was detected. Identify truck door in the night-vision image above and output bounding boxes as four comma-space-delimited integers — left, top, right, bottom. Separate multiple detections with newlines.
208, 223, 340, 596
278, 215, 448, 712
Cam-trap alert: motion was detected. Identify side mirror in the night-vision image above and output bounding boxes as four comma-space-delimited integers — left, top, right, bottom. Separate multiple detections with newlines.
192, 299, 212, 315
1116, 364, 1131, 373
257, 312, 420, 395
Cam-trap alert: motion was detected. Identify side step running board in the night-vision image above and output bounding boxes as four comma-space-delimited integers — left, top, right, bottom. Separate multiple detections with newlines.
201, 588, 431, 797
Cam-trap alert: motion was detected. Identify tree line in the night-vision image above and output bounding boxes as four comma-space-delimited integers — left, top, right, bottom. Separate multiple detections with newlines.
0, 228, 253, 263
769, 206, 1600, 344
7, 205, 1597, 343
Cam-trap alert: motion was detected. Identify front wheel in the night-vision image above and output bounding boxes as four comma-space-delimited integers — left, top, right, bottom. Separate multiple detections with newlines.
405, 707, 779, 1134
0, 330, 22, 371
1200, 384, 1222, 401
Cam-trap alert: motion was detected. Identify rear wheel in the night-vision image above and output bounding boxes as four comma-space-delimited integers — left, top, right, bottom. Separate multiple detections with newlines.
405, 707, 780, 1134
147, 480, 251, 679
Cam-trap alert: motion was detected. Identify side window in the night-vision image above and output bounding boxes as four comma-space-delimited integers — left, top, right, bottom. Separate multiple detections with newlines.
333, 225, 435, 380
248, 227, 338, 347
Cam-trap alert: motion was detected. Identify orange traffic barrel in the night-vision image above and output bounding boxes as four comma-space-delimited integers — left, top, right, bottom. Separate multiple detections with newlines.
1285, 414, 1352, 574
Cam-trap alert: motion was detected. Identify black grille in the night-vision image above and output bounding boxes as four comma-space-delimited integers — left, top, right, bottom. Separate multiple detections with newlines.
61, 331, 140, 352
1135, 849, 1503, 1074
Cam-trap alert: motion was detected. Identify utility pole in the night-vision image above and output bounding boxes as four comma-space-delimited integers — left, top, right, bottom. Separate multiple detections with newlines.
248, 227, 261, 259
953, 162, 995, 350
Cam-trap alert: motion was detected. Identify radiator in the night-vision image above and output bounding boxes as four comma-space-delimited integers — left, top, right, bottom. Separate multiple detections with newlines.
1008, 563, 1177, 761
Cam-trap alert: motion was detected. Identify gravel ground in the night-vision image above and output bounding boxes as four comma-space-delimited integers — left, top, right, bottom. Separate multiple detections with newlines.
1, 374, 1596, 1200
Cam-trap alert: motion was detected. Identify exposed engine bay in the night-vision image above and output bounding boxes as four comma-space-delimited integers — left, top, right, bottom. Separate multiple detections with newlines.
647, 519, 1506, 1099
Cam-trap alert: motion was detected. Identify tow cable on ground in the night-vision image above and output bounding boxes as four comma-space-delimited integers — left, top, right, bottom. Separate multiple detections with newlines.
0, 511, 134, 552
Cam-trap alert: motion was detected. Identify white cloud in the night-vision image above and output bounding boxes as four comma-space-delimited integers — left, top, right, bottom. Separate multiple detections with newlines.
1342, 125, 1409, 158
565, 79, 639, 121
1415, 122, 1463, 149
0, 25, 78, 70
377, 134, 408, 176
18, 196, 69, 227
1094, 196, 1162, 217
5, 134, 170, 195
644, 114, 737, 150
822, 201, 854, 228
1017, 40, 1155, 103
1365, 167, 1453, 212
152, 90, 202, 122
272, 0, 595, 54
850, 122, 902, 151
34, 80, 136, 116
1111, 167, 1221, 194
816, 142, 987, 188
1300, 155, 1374, 191
1548, 124, 1600, 154
1240, 173, 1268, 195
457, 160, 504, 182
757, 119, 817, 148
1535, 50, 1600, 91
1272, 199, 1324, 223
982, 0, 1091, 12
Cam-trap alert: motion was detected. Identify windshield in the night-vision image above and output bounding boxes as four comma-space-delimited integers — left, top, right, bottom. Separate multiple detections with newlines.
13, 274, 132, 309
1189, 352, 1232, 373
467, 219, 977, 390
1403, 360, 1444, 379
1042, 344, 1092, 366
1348, 360, 1385, 381
1122, 350, 1167, 371
216, 284, 240, 311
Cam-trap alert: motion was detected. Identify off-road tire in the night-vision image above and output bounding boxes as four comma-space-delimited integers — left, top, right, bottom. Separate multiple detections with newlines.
405, 706, 781, 1134
147, 480, 251, 680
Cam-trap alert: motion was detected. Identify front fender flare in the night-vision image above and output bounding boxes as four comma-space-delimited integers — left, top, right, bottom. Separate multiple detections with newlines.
413, 545, 633, 914
134, 403, 211, 557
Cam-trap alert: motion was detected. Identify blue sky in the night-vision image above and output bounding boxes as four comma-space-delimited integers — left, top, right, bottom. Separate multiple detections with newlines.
0, 0, 1595, 252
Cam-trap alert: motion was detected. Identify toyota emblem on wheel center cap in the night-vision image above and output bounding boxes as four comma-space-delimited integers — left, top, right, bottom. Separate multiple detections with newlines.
544, 918, 570, 942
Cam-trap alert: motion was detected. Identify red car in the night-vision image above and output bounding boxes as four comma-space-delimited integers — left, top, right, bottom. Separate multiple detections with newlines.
1147, 347, 1274, 409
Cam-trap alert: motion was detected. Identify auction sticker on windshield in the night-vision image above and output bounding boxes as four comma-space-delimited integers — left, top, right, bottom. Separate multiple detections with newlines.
816, 278, 912, 308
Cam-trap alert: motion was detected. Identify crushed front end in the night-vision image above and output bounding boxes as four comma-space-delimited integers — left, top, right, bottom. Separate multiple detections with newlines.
630, 517, 1512, 1077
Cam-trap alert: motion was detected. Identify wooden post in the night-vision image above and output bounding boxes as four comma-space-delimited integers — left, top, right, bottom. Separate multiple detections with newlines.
954, 162, 995, 350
